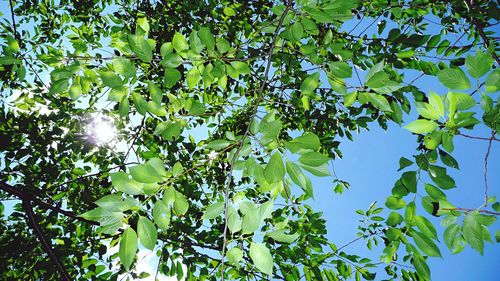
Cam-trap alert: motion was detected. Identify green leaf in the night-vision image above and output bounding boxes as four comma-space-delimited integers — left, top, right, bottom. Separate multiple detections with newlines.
242, 205, 261, 234
49, 78, 69, 94
152, 200, 171, 230
69, 83, 82, 100
173, 191, 189, 216
160, 42, 173, 57
439, 149, 459, 169
198, 27, 215, 51
343, 91, 357, 107
100, 71, 123, 88
416, 102, 440, 120
424, 130, 442, 150
172, 32, 189, 52
367, 94, 392, 112
365, 71, 389, 88
412, 230, 441, 257
164, 68, 182, 88
186, 67, 201, 89
137, 216, 157, 250
285, 132, 321, 153
405, 201, 416, 225
385, 196, 405, 210
444, 224, 461, 251
113, 57, 136, 78
401, 171, 417, 193
230, 61, 251, 76
463, 214, 484, 254
404, 120, 438, 134
161, 54, 183, 68
259, 200, 274, 221
216, 37, 231, 54
298, 151, 329, 167
129, 164, 164, 183
261, 120, 282, 139
286, 160, 310, 196
386, 212, 403, 226
424, 183, 446, 200
79, 207, 121, 223
415, 216, 437, 239
329, 61, 352, 78
190, 31, 204, 53
306, 8, 334, 23
485, 69, 500, 92
495, 230, 500, 243
291, 21, 303, 41
300, 72, 320, 95
128, 34, 152, 63
206, 139, 231, 150
447, 91, 476, 112
227, 206, 242, 233
95, 194, 137, 212
437, 68, 470, 90
465, 50, 493, 78
249, 243, 273, 275
267, 229, 300, 243
119, 227, 138, 270
300, 163, 330, 177
136, 17, 149, 34
203, 202, 224, 220
264, 153, 285, 183
428, 91, 444, 117
398, 157, 413, 171
110, 172, 143, 195
412, 255, 430, 280
428, 165, 455, 189
227, 247, 243, 265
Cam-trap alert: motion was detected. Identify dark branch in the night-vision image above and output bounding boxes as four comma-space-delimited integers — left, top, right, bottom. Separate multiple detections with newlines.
463, 0, 500, 65
22, 200, 71, 281
0, 182, 97, 225
8, 0, 18, 40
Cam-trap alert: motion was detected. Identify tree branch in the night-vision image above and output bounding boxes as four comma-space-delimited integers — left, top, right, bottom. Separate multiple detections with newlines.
440, 207, 500, 216
463, 0, 500, 65
483, 130, 496, 204
457, 131, 500, 142
0, 182, 97, 225
219, 2, 293, 279
8, 0, 18, 40
22, 200, 71, 281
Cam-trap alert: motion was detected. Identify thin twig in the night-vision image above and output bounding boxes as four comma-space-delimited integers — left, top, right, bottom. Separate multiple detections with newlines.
22, 200, 71, 281
440, 207, 500, 216
483, 130, 496, 204
457, 131, 499, 142
124, 116, 146, 163
219, 2, 293, 279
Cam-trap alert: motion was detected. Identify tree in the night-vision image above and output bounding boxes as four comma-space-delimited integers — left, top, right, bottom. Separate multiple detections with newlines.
0, 0, 498, 280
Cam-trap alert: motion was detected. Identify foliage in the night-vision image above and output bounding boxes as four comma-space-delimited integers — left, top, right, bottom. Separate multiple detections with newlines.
0, 0, 499, 280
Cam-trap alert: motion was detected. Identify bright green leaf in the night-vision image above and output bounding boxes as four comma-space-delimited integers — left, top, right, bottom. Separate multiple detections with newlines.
119, 227, 138, 270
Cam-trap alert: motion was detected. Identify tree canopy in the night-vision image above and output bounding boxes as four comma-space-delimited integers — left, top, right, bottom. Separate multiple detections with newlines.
0, 0, 499, 280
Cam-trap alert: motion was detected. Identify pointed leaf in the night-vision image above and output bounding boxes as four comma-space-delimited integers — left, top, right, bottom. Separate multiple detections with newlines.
404, 120, 438, 134
137, 216, 157, 250
437, 68, 470, 90
119, 227, 138, 270
264, 153, 285, 183
249, 243, 273, 275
